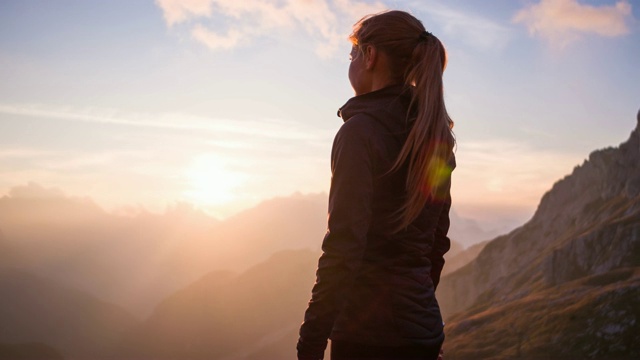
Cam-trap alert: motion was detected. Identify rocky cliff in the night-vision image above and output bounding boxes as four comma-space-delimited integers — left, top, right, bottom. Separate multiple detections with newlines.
438, 111, 640, 358
438, 112, 640, 317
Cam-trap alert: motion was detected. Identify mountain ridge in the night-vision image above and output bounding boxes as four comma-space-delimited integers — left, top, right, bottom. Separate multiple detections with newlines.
0, 268, 136, 359
439, 114, 640, 317
119, 249, 319, 359
438, 112, 640, 358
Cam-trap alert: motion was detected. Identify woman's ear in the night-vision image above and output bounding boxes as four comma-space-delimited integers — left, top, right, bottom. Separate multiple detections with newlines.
364, 45, 377, 70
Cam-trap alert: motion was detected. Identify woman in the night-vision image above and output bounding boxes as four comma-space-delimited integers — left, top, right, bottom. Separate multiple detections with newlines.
297, 10, 455, 360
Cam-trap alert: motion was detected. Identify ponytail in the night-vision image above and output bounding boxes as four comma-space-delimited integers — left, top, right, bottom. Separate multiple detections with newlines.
391, 32, 454, 232
350, 11, 455, 232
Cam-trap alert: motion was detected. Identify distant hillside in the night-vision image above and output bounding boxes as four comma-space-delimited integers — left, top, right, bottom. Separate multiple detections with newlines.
441, 240, 488, 277
439, 112, 640, 358
448, 210, 508, 248
120, 249, 318, 360
198, 193, 328, 271
0, 186, 221, 316
0, 269, 135, 360
0, 187, 324, 316
0, 343, 64, 360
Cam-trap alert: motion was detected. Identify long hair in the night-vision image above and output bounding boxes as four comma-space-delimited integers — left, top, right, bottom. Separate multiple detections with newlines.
349, 10, 455, 232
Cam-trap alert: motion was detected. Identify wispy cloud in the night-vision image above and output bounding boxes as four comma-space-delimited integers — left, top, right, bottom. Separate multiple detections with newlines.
191, 25, 242, 50
0, 103, 322, 142
0, 148, 53, 159
156, 0, 214, 26
154, 0, 385, 57
410, 0, 512, 51
6, 182, 67, 199
513, 0, 634, 48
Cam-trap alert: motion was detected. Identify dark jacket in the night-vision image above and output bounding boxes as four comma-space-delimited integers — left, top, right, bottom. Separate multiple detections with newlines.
297, 85, 454, 359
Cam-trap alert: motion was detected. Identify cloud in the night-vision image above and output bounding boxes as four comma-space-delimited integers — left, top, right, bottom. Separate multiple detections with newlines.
410, 1, 512, 50
7, 182, 66, 199
0, 103, 321, 142
154, 0, 386, 57
513, 0, 634, 47
156, 0, 214, 26
333, 0, 384, 22
0, 148, 52, 159
191, 24, 242, 50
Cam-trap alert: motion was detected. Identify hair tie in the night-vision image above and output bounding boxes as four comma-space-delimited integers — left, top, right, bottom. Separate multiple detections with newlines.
419, 31, 432, 42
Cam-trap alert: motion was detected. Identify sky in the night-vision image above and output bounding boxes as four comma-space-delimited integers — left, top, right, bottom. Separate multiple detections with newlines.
0, 0, 638, 230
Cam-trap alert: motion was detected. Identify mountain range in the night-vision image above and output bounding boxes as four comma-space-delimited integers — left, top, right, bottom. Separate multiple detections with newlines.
0, 183, 488, 319
0, 187, 327, 317
2, 112, 638, 359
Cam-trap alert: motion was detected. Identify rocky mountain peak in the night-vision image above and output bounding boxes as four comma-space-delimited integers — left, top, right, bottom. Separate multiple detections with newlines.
439, 111, 640, 358
530, 110, 640, 243
438, 110, 640, 317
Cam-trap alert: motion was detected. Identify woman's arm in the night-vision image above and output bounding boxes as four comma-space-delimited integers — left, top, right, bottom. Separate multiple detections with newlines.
297, 118, 374, 360
429, 187, 451, 290
428, 155, 455, 290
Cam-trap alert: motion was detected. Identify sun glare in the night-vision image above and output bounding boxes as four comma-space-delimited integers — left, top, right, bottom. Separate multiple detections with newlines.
184, 154, 245, 207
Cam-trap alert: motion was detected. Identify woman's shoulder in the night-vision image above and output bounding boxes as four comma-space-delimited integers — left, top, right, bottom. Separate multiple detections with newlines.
337, 113, 380, 140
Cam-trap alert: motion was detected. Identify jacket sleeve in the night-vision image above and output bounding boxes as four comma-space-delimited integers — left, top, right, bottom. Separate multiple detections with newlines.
297, 118, 373, 360
428, 155, 455, 290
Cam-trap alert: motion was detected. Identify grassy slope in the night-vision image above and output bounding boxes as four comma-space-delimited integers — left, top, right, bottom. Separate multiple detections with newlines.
444, 268, 640, 360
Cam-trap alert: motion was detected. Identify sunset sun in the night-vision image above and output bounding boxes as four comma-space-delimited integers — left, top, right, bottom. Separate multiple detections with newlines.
184, 154, 245, 207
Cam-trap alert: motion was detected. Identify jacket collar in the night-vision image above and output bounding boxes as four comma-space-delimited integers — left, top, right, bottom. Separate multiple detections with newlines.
337, 84, 412, 122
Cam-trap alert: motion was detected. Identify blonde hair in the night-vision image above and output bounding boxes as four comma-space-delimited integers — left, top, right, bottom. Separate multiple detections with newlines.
350, 10, 455, 232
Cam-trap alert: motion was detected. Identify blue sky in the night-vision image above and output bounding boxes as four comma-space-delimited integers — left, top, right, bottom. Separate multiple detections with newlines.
1, 0, 638, 229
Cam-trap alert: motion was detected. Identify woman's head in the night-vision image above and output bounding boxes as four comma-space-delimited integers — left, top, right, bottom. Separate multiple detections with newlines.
349, 10, 455, 232
348, 10, 447, 90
